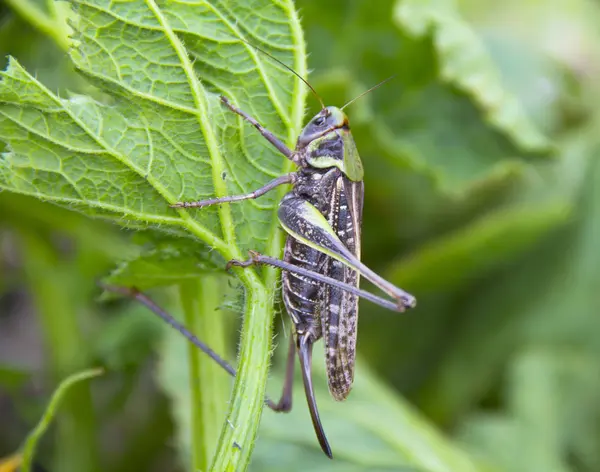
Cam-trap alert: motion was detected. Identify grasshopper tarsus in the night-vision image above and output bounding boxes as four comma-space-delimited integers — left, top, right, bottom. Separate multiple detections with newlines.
403, 294, 417, 309
266, 396, 292, 412
225, 256, 256, 272
170, 200, 207, 209
226, 250, 262, 272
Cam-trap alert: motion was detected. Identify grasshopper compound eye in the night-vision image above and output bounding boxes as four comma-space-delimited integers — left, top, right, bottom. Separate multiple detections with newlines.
314, 116, 326, 126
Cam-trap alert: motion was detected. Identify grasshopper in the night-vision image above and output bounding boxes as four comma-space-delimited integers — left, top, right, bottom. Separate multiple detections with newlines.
104, 48, 416, 458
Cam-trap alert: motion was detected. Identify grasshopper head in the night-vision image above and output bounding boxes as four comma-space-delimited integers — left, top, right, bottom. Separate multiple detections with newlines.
297, 107, 364, 181
297, 107, 348, 148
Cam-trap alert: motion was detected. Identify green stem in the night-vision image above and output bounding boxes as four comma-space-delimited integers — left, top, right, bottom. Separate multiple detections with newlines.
178, 277, 229, 471
5, 0, 70, 51
210, 274, 273, 471
19, 231, 100, 472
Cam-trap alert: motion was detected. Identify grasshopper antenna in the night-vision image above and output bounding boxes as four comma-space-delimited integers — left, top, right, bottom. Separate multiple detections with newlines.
236, 37, 325, 110
340, 76, 395, 111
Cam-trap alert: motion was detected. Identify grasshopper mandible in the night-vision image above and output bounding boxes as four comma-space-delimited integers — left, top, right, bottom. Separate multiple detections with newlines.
105, 45, 416, 458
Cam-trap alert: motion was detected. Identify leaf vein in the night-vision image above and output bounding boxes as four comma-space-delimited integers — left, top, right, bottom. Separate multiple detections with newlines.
144, 0, 239, 254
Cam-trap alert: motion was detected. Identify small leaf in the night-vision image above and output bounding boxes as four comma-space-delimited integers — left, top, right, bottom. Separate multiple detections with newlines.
19, 368, 103, 472
104, 233, 225, 290
418, 131, 599, 424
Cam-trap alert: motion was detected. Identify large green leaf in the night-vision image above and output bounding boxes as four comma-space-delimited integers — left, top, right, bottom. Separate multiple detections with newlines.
0, 0, 307, 469
0, 7, 301, 256
415, 127, 597, 424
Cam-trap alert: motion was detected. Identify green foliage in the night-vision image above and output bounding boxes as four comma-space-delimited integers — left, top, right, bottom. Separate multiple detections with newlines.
1, 0, 600, 471
20, 369, 103, 472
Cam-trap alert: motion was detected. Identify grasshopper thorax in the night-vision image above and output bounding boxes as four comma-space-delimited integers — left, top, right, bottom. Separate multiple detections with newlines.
296, 107, 364, 182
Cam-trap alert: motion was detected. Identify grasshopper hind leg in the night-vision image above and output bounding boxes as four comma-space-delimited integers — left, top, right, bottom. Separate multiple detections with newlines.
297, 332, 333, 459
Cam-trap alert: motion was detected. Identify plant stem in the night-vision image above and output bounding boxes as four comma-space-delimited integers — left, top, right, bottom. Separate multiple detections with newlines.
209, 273, 273, 471
5, 0, 70, 51
178, 277, 229, 471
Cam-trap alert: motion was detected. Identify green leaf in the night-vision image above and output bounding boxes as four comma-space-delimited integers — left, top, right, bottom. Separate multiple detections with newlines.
0, 1, 307, 469
393, 0, 550, 153
104, 233, 224, 290
417, 128, 600, 425
19, 368, 103, 472
299, 0, 546, 205
0, 1, 304, 259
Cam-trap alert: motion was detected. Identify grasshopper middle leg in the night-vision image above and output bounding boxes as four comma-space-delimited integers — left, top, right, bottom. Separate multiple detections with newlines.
171, 173, 296, 209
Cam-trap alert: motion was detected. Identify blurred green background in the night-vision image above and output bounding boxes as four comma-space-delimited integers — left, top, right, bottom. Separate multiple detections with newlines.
2, 0, 600, 471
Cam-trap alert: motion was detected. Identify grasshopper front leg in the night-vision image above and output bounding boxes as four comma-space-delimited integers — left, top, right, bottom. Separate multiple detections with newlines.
170, 96, 301, 209
220, 96, 301, 164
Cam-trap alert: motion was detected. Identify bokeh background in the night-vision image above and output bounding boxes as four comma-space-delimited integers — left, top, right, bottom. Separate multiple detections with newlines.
2, 0, 600, 471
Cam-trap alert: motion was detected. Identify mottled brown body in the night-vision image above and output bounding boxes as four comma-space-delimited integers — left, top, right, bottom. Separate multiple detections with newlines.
277, 115, 365, 401
167, 95, 416, 459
